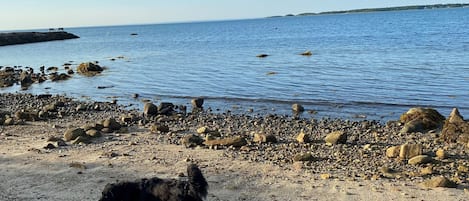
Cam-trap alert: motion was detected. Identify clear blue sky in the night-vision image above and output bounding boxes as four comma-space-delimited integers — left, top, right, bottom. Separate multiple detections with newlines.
1, 0, 468, 31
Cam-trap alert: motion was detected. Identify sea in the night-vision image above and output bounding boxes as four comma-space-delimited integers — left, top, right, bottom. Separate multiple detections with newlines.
1, 8, 468, 122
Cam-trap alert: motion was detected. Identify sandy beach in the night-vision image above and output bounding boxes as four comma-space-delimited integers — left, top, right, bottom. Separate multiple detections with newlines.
1, 93, 468, 201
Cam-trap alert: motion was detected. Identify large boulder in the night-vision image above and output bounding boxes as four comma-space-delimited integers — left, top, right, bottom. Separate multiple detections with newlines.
77, 62, 103, 75
64, 128, 87, 141
399, 108, 445, 133
440, 108, 469, 143
143, 102, 158, 116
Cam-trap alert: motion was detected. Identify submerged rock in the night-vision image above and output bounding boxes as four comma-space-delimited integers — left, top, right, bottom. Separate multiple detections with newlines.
77, 62, 103, 75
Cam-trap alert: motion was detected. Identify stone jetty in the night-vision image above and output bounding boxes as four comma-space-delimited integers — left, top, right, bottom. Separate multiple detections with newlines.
0, 31, 79, 46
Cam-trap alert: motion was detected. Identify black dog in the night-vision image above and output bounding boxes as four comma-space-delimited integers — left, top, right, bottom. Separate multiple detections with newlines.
99, 164, 208, 201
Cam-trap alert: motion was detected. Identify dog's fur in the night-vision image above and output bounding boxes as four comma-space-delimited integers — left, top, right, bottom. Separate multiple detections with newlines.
99, 164, 208, 201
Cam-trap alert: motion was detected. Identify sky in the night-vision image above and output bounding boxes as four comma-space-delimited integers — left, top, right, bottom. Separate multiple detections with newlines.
1, 0, 468, 31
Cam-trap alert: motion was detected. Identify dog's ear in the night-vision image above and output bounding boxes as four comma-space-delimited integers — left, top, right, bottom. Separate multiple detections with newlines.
187, 164, 208, 198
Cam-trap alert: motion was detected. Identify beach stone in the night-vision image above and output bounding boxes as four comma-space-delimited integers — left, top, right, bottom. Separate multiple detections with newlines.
197, 126, 210, 134
441, 108, 469, 143
71, 135, 91, 144
421, 176, 457, 188
420, 166, 433, 176
75, 104, 87, 111
191, 98, 204, 108
43, 143, 56, 149
293, 153, 314, 162
63, 128, 86, 141
150, 124, 169, 133
143, 102, 158, 116
324, 131, 347, 145
296, 131, 311, 143
15, 110, 38, 121
408, 155, 432, 165
292, 104, 305, 113
77, 62, 103, 74
386, 146, 400, 158
399, 144, 423, 159
253, 133, 277, 143
158, 102, 174, 115
399, 107, 445, 133
204, 136, 247, 148
103, 118, 121, 131
436, 148, 446, 160
320, 173, 331, 180
86, 129, 102, 137
4, 118, 14, 126
181, 134, 204, 148
457, 165, 469, 173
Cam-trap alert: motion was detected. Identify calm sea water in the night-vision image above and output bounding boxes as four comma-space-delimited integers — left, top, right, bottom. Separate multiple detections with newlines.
1, 8, 469, 121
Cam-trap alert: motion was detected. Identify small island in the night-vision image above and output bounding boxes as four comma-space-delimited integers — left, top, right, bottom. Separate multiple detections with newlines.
0, 31, 79, 46
269, 3, 469, 18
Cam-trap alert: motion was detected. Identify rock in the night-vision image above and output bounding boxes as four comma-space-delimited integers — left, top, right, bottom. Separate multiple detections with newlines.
86, 129, 102, 137
420, 166, 433, 176
296, 131, 311, 143
399, 144, 423, 159
181, 134, 204, 148
292, 104, 305, 113
457, 165, 469, 173
150, 124, 169, 133
256, 54, 269, 58
191, 98, 204, 108
204, 136, 247, 148
103, 118, 121, 131
320, 173, 331, 180
71, 135, 91, 144
197, 126, 210, 134
253, 133, 277, 143
158, 102, 174, 115
76, 104, 87, 111
64, 128, 87, 141
77, 62, 103, 75
436, 148, 446, 160
441, 108, 469, 143
408, 155, 433, 165
293, 153, 314, 162
0, 31, 79, 46
386, 146, 400, 158
4, 118, 14, 125
15, 110, 38, 121
324, 131, 347, 145
300, 50, 313, 56
399, 108, 445, 133
421, 176, 457, 188
43, 143, 56, 149
143, 102, 158, 116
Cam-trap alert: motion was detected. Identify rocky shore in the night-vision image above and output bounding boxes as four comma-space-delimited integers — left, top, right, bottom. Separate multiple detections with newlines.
1, 93, 468, 200
0, 31, 79, 46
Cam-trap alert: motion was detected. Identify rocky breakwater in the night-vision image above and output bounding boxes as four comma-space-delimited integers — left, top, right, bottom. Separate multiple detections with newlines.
0, 31, 79, 46
0, 62, 105, 89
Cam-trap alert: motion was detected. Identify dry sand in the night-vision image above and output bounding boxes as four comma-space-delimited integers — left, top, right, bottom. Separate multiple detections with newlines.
1, 121, 468, 201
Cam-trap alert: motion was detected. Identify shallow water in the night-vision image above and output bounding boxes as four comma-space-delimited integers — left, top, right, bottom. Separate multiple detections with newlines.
1, 8, 469, 121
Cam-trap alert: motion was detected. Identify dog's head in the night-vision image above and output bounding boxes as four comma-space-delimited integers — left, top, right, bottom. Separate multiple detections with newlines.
187, 164, 208, 200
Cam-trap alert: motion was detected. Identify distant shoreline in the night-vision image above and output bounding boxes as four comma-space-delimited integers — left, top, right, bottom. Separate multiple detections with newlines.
0, 31, 79, 46
268, 3, 469, 18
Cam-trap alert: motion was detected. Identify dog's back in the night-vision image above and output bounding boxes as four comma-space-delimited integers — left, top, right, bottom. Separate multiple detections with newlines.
98, 164, 208, 201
